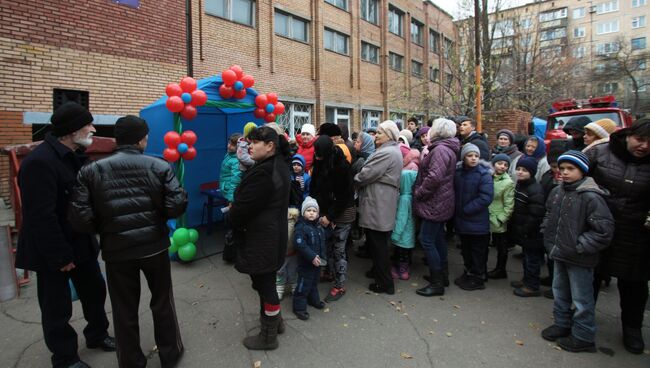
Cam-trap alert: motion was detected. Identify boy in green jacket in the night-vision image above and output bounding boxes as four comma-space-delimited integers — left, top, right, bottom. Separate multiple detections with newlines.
487, 153, 515, 279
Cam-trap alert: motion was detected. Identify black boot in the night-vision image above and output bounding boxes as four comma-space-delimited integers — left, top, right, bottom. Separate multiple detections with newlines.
442, 262, 450, 287
487, 268, 507, 279
416, 272, 445, 297
243, 314, 280, 350
623, 325, 645, 354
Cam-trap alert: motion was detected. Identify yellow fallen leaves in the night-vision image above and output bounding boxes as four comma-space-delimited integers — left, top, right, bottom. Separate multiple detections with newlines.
446, 332, 453, 337
253, 361, 262, 368
400, 352, 413, 359
515, 340, 524, 346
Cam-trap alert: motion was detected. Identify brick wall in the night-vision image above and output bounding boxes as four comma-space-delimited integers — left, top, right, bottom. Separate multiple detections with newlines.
0, 111, 30, 200
482, 109, 532, 147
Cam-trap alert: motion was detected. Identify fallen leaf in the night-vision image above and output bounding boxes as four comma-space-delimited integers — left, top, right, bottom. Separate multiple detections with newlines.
411, 283, 419, 287
343, 323, 348, 327
360, 316, 366, 320
553, 346, 562, 351
192, 301, 199, 306
198, 283, 204, 288
453, 305, 461, 309
253, 360, 262, 368
323, 308, 330, 313
446, 332, 453, 337
389, 301, 396, 306
400, 352, 413, 359
428, 331, 435, 335
515, 340, 524, 346
396, 306, 402, 311
452, 313, 457, 317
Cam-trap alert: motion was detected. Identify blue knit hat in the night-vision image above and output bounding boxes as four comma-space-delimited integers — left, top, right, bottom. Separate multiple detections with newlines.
516, 156, 538, 177
557, 150, 590, 174
491, 153, 511, 167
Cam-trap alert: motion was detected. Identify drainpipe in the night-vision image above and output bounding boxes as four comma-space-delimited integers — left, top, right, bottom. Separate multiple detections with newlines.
186, 0, 194, 76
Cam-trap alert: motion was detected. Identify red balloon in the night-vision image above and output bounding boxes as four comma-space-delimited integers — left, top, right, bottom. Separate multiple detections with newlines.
164, 131, 181, 148
166, 96, 184, 113
163, 148, 180, 162
165, 83, 183, 97
264, 113, 276, 123
274, 102, 285, 115
190, 90, 207, 106
253, 108, 266, 118
255, 94, 268, 108
219, 84, 234, 99
180, 77, 197, 93
180, 105, 197, 120
233, 89, 247, 99
182, 147, 197, 160
222, 70, 237, 86
180, 130, 197, 146
230, 65, 244, 79
241, 74, 255, 88
266, 92, 278, 105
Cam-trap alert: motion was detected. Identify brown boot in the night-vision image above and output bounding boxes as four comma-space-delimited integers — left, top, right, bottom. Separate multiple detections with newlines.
243, 314, 280, 350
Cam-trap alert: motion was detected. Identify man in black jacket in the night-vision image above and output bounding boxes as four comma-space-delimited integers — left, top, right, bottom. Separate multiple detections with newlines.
457, 116, 490, 161
69, 116, 187, 368
16, 102, 114, 368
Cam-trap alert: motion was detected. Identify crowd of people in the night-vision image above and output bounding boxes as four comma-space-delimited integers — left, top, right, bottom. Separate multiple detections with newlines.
14, 101, 649, 367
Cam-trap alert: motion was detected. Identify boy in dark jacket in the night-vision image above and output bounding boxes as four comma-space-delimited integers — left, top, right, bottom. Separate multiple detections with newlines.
540, 151, 614, 352
511, 156, 546, 297
453, 143, 494, 291
292, 197, 327, 321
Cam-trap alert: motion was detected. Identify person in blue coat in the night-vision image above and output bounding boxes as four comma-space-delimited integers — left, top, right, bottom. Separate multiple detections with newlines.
453, 143, 494, 291
219, 133, 242, 203
390, 169, 418, 280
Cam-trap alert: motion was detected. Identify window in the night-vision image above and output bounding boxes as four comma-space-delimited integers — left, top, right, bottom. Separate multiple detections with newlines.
598, 82, 618, 93
539, 8, 567, 22
411, 19, 423, 46
632, 0, 647, 7
573, 46, 586, 58
493, 19, 514, 38
429, 66, 439, 82
361, 41, 379, 64
632, 37, 647, 50
443, 38, 453, 59
389, 52, 403, 71
493, 37, 514, 48
540, 27, 566, 41
445, 72, 453, 90
277, 103, 312, 139
429, 29, 440, 53
596, 1, 618, 14
573, 7, 585, 18
274, 10, 308, 42
388, 5, 403, 36
597, 20, 619, 34
205, 0, 255, 26
520, 17, 532, 29
362, 110, 381, 131
632, 16, 646, 28
324, 28, 349, 55
390, 112, 406, 127
411, 60, 423, 78
360, 0, 379, 24
637, 59, 647, 70
632, 79, 647, 92
325, 107, 351, 134
573, 27, 585, 38
596, 42, 620, 55
325, 0, 347, 10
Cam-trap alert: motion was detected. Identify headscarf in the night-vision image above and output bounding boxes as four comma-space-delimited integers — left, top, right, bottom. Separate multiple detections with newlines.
358, 132, 375, 159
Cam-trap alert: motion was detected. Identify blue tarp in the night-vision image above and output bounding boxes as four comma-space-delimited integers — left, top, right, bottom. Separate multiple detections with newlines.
532, 117, 547, 141
140, 75, 265, 227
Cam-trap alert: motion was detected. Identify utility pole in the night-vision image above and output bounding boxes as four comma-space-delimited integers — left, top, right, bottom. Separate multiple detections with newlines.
474, 0, 482, 131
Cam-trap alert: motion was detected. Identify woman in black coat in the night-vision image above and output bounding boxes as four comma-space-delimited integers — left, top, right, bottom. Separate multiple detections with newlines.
227, 126, 290, 351
586, 119, 650, 354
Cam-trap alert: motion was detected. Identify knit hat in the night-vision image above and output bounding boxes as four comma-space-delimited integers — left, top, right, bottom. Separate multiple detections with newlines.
50, 102, 94, 137
516, 156, 538, 177
114, 115, 149, 145
301, 196, 319, 216
563, 116, 591, 134
418, 126, 430, 138
491, 153, 511, 167
291, 156, 305, 168
399, 129, 413, 143
243, 122, 257, 138
461, 143, 480, 159
398, 135, 411, 148
379, 120, 400, 142
301, 123, 316, 136
585, 119, 617, 139
547, 140, 565, 164
496, 129, 515, 145
558, 150, 590, 174
318, 123, 342, 137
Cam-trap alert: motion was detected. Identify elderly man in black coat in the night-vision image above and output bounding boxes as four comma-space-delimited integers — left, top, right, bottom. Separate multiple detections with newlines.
15, 102, 114, 368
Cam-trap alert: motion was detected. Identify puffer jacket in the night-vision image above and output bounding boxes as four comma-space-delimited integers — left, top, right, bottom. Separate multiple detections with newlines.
489, 172, 514, 234
391, 170, 418, 248
511, 177, 545, 247
228, 153, 290, 275
413, 137, 460, 222
293, 217, 326, 267
219, 151, 241, 202
69, 147, 188, 262
586, 130, 650, 281
296, 133, 315, 172
453, 160, 494, 235
542, 177, 614, 268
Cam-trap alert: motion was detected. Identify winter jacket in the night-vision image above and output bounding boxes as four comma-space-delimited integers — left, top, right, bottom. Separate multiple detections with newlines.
289, 154, 311, 207
355, 140, 403, 231
391, 170, 417, 248
68, 146, 188, 262
16, 133, 99, 272
541, 177, 614, 268
296, 133, 315, 172
522, 136, 550, 182
453, 161, 494, 235
311, 139, 355, 223
461, 131, 490, 161
413, 137, 460, 222
228, 153, 290, 275
511, 177, 545, 247
236, 137, 255, 172
293, 217, 326, 267
403, 149, 420, 171
219, 151, 241, 202
540, 169, 561, 200
586, 130, 650, 281
489, 172, 515, 234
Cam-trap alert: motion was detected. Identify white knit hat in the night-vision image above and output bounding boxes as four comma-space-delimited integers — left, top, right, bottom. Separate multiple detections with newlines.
379, 120, 400, 142
301, 196, 319, 216
301, 123, 316, 136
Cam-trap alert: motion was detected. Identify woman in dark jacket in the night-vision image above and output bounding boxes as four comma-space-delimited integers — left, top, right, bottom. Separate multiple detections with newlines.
227, 126, 290, 351
586, 119, 650, 354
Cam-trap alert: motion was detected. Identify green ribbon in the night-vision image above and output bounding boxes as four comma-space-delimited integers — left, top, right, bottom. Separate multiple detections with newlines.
172, 113, 187, 228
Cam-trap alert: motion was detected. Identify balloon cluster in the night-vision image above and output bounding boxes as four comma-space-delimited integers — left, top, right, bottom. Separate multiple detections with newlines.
169, 228, 198, 261
253, 93, 285, 123
165, 77, 208, 120
219, 65, 255, 99
163, 130, 197, 162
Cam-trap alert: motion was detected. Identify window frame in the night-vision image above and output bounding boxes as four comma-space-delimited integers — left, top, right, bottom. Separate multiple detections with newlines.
388, 5, 404, 37
360, 0, 379, 25
429, 66, 439, 82
597, 20, 619, 35
362, 110, 381, 131
411, 60, 423, 78
389, 51, 404, 72
325, 107, 351, 134
596, 0, 619, 14
277, 102, 313, 139
573, 27, 586, 38
324, 28, 349, 55
410, 19, 424, 46
361, 41, 380, 64
632, 16, 646, 29
205, 0, 256, 27
274, 9, 309, 43
632, 37, 647, 50
573, 7, 585, 19
429, 29, 440, 53
632, 0, 647, 7
325, 0, 348, 11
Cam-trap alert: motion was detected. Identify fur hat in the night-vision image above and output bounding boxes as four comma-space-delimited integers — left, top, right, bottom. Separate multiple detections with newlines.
318, 123, 342, 137
585, 119, 617, 139
301, 196, 319, 216
516, 156, 538, 177
301, 123, 316, 136
114, 115, 149, 145
558, 150, 590, 174
461, 143, 480, 159
50, 102, 94, 137
379, 120, 400, 142
491, 153, 511, 167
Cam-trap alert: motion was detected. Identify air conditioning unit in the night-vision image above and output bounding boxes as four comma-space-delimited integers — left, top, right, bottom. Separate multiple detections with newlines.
589, 6, 596, 13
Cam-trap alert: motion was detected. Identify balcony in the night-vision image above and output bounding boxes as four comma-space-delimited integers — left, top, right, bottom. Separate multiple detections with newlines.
540, 18, 568, 30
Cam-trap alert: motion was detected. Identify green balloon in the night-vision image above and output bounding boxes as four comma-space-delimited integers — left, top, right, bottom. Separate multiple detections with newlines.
188, 228, 199, 243
172, 228, 190, 247
178, 243, 197, 261
168, 237, 179, 254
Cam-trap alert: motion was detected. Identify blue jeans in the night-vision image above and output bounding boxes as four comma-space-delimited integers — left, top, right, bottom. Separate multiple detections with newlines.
419, 220, 447, 274
292, 266, 321, 312
522, 239, 544, 290
552, 261, 596, 343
